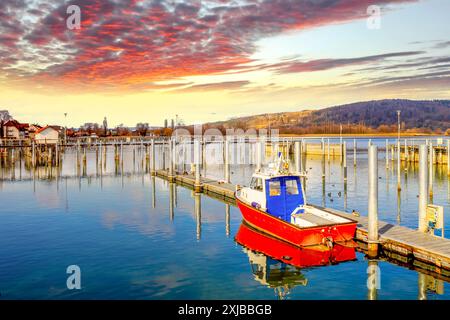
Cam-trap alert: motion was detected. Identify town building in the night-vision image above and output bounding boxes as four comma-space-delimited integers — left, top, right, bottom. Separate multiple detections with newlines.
34, 126, 62, 144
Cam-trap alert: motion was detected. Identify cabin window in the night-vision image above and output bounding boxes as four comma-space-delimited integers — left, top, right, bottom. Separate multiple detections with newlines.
286, 179, 299, 195
250, 177, 263, 191
268, 180, 281, 196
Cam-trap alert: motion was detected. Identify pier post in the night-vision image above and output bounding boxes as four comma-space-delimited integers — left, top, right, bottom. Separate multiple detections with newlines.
194, 139, 202, 192
368, 145, 379, 257
385, 139, 389, 169
343, 141, 347, 181
419, 144, 428, 233
448, 139, 450, 176
224, 138, 230, 183
327, 138, 330, 163
294, 141, 301, 174
151, 139, 156, 175
397, 139, 401, 191
353, 139, 357, 167
429, 141, 433, 198
168, 138, 175, 182
256, 139, 262, 172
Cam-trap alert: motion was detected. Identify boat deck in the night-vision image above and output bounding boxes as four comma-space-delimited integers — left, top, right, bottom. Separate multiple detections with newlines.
155, 169, 450, 274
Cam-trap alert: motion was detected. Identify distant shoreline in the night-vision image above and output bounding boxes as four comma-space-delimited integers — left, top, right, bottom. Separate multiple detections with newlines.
279, 133, 447, 138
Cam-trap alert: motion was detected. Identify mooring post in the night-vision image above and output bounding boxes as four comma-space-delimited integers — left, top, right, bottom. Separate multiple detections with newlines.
419, 144, 428, 233
447, 139, 450, 176
224, 138, 230, 183
353, 139, 357, 167
397, 139, 401, 191
405, 139, 409, 164
256, 139, 262, 172
368, 145, 379, 257
343, 141, 347, 181
385, 139, 389, 169
194, 138, 202, 192
168, 138, 175, 182
32, 141, 36, 167
294, 141, 301, 174
429, 141, 433, 198
151, 139, 156, 175
327, 138, 330, 163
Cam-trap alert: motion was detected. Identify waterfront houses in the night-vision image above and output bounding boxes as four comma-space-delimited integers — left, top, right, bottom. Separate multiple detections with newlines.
34, 126, 62, 144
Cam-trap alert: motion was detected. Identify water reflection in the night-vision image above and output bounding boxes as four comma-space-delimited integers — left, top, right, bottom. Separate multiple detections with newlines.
235, 223, 357, 299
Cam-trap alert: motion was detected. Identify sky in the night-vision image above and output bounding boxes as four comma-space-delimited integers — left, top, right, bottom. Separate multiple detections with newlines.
0, 0, 449, 128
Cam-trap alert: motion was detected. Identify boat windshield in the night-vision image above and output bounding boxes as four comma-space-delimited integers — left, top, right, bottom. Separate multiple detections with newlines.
250, 177, 264, 191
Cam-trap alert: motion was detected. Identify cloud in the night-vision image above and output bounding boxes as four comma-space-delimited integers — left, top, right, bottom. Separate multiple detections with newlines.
0, 0, 419, 91
264, 51, 425, 74
174, 80, 250, 92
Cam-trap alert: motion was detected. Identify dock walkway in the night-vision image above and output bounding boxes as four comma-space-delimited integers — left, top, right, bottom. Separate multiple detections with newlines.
155, 169, 450, 273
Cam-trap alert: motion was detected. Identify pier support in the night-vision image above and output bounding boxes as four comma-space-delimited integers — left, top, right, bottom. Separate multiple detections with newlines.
419, 145, 428, 233
368, 145, 379, 257
385, 139, 389, 169
397, 139, 401, 191
194, 139, 202, 192
224, 138, 230, 183
151, 139, 156, 176
343, 141, 347, 181
168, 138, 175, 182
429, 141, 433, 198
353, 139, 357, 167
256, 139, 262, 172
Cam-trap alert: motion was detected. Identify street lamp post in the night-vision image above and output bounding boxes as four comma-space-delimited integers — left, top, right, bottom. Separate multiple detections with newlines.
397, 110, 401, 191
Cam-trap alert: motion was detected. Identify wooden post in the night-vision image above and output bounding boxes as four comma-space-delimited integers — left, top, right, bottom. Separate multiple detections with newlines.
343, 141, 347, 181
419, 144, 428, 233
353, 139, 357, 167
429, 141, 433, 198
294, 141, 301, 174
256, 139, 262, 172
224, 138, 230, 183
397, 138, 401, 191
447, 139, 450, 176
368, 145, 379, 257
327, 138, 330, 163
168, 138, 175, 182
385, 139, 389, 169
194, 139, 202, 192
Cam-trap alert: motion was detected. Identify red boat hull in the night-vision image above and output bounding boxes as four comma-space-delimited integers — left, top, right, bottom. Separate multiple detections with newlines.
235, 223, 356, 268
236, 195, 357, 247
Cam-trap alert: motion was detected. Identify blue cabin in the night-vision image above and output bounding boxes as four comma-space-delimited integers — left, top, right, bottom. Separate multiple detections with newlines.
265, 175, 305, 222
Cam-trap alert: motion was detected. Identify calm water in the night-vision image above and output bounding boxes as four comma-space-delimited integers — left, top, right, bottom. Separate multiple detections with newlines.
1, 137, 450, 299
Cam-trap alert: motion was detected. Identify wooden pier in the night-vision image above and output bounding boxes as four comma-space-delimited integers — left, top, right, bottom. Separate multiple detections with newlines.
155, 169, 450, 276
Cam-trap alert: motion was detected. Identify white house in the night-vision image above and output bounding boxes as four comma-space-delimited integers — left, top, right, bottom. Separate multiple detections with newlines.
34, 126, 61, 144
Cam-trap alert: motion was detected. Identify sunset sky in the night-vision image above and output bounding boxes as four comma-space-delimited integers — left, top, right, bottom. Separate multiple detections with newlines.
0, 0, 449, 127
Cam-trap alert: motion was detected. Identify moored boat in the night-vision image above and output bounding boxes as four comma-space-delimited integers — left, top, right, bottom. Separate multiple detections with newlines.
235, 153, 357, 247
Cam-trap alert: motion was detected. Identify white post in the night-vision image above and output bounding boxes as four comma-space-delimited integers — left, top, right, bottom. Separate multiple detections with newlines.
224, 138, 230, 183
256, 139, 262, 172
353, 139, 357, 167
368, 145, 379, 256
343, 141, 347, 181
385, 139, 389, 169
429, 141, 433, 198
447, 139, 450, 176
294, 141, 301, 174
194, 138, 202, 192
419, 145, 428, 233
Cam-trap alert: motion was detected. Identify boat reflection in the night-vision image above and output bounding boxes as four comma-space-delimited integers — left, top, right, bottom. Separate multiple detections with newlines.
235, 222, 357, 299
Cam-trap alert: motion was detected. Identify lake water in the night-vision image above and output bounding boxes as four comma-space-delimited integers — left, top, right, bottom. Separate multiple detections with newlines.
1, 137, 450, 299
